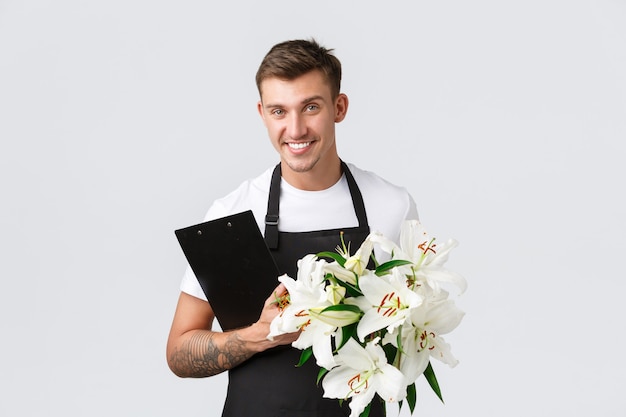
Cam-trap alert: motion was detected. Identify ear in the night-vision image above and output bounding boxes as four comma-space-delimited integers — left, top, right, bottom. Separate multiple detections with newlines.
334, 93, 349, 123
257, 100, 267, 126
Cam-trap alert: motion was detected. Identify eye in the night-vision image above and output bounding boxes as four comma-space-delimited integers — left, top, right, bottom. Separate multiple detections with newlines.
305, 104, 319, 112
271, 109, 285, 117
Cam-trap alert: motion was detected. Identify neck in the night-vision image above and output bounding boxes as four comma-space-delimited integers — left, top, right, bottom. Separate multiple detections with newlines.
280, 156, 342, 191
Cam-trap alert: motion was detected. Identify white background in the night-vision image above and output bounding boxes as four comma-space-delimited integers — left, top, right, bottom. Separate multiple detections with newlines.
1, 1, 625, 416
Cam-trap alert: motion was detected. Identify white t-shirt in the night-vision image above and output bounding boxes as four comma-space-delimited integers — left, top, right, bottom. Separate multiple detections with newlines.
180, 162, 419, 300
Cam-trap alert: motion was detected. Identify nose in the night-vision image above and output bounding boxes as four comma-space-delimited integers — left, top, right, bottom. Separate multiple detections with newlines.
286, 113, 307, 140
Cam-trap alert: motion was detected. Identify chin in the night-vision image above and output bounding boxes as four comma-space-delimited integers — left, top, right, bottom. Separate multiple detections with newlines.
284, 157, 319, 174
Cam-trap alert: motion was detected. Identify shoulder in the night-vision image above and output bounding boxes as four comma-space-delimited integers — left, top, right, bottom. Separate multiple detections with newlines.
347, 163, 402, 189
346, 162, 419, 240
346, 162, 415, 205
203, 166, 275, 229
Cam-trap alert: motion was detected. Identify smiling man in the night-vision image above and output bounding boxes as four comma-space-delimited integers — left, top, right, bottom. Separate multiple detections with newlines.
258, 69, 347, 191
167, 39, 419, 417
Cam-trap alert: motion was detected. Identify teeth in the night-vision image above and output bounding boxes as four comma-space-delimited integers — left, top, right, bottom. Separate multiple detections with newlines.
288, 142, 311, 149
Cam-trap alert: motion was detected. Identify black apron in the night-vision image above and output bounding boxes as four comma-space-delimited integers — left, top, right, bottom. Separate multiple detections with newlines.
221, 161, 385, 417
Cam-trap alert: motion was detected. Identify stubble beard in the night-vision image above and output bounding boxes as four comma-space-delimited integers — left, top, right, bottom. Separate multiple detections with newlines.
283, 154, 321, 174
280, 136, 322, 174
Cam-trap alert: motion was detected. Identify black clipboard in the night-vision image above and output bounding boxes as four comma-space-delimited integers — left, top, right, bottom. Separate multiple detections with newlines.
175, 210, 280, 330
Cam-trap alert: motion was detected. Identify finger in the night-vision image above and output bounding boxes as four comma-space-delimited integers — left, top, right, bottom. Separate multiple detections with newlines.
268, 283, 287, 300
268, 284, 290, 308
273, 282, 287, 295
264, 284, 280, 303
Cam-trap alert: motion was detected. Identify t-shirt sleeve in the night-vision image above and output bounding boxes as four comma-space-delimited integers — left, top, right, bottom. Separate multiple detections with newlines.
405, 192, 419, 221
179, 265, 206, 300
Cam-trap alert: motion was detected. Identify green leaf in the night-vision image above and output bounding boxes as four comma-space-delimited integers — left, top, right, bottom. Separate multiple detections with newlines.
320, 303, 362, 314
375, 259, 413, 276
336, 322, 358, 351
382, 342, 397, 364
296, 347, 313, 367
370, 252, 380, 268
359, 402, 371, 417
317, 251, 345, 266
406, 382, 417, 413
397, 330, 404, 353
316, 367, 329, 385
424, 362, 444, 403
334, 277, 362, 297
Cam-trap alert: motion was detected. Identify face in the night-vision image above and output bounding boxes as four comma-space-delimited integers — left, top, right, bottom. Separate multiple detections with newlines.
257, 70, 348, 189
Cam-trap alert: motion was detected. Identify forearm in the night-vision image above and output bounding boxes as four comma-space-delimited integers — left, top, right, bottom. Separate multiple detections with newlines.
167, 322, 280, 378
167, 285, 298, 378
167, 329, 254, 378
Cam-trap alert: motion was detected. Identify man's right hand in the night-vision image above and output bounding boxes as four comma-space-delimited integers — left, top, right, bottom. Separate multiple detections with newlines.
166, 283, 299, 378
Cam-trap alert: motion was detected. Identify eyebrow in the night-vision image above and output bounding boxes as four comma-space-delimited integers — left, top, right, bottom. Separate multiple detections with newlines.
263, 95, 326, 109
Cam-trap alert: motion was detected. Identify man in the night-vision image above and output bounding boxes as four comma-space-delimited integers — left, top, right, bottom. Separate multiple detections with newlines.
167, 39, 418, 416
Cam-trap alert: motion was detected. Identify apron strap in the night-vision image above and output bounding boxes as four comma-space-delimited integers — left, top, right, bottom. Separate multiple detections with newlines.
265, 164, 282, 249
342, 161, 369, 228
264, 161, 369, 249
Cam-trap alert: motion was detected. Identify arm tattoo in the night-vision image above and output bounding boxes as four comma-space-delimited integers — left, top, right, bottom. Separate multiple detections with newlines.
169, 331, 254, 378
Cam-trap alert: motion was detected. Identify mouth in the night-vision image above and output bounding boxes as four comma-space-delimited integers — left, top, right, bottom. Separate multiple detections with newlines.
287, 141, 312, 150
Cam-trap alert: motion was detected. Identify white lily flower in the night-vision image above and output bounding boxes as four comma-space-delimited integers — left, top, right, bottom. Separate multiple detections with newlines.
308, 305, 361, 328
326, 282, 346, 305
267, 255, 345, 370
268, 257, 327, 336
371, 220, 466, 295
400, 220, 467, 295
266, 222, 466, 413
349, 268, 422, 341
343, 238, 374, 276
392, 299, 465, 384
291, 313, 338, 370
323, 234, 375, 286
296, 254, 327, 290
322, 337, 407, 417
366, 231, 398, 256
324, 261, 358, 286
267, 272, 327, 338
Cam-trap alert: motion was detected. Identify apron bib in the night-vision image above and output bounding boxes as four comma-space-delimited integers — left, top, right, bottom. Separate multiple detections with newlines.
221, 162, 384, 417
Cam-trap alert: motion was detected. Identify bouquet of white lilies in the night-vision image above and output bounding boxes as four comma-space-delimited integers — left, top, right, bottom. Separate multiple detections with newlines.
268, 220, 467, 417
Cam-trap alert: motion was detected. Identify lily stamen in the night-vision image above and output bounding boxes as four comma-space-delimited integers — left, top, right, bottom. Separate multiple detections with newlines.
348, 373, 369, 395
273, 291, 291, 311
419, 330, 437, 350
377, 292, 403, 317
417, 238, 437, 255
